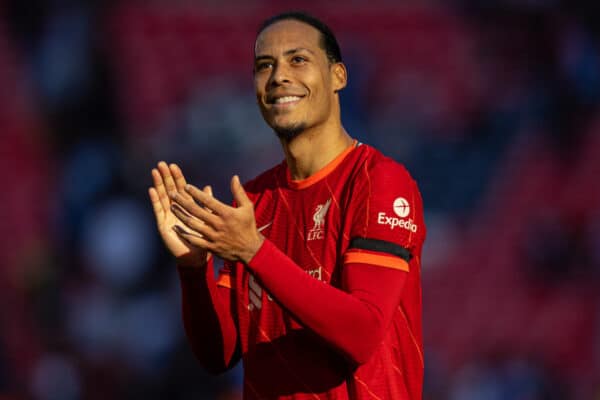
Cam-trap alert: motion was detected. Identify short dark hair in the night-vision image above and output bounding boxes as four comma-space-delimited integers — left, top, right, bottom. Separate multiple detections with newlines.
257, 11, 343, 64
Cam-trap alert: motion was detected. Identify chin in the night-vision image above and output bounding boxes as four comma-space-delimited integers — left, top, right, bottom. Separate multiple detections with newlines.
272, 122, 307, 141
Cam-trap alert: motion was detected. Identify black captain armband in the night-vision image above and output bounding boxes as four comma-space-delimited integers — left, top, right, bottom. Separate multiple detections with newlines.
349, 237, 413, 262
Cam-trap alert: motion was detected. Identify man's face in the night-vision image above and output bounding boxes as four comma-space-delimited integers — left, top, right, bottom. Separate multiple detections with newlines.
254, 20, 342, 140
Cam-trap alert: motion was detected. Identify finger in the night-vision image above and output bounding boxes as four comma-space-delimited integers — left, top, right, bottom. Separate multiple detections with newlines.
170, 202, 194, 226
192, 185, 211, 208
173, 225, 216, 251
185, 184, 229, 215
157, 161, 177, 194
169, 163, 188, 192
231, 175, 252, 207
171, 193, 221, 228
148, 187, 164, 226
173, 225, 202, 246
172, 224, 204, 240
152, 168, 170, 211
171, 203, 218, 237
198, 185, 215, 211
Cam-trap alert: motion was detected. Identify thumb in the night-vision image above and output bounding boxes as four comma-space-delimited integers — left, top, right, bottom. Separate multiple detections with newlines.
231, 175, 251, 207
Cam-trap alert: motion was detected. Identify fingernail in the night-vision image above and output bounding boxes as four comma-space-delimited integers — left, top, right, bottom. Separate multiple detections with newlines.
185, 184, 191, 191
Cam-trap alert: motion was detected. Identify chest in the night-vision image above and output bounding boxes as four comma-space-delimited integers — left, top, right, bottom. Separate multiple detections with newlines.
256, 187, 348, 275
236, 185, 350, 341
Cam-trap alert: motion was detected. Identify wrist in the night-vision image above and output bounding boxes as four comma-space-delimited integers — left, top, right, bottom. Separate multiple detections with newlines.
176, 252, 211, 269
240, 234, 265, 265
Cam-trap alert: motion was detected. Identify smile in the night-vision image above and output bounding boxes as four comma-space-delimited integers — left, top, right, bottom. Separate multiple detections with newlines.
274, 96, 302, 104
267, 94, 305, 108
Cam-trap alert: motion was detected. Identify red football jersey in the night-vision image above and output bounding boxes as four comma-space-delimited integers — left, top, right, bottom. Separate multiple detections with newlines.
179, 141, 426, 399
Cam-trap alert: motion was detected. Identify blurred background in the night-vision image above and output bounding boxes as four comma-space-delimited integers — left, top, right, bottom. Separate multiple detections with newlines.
1, 0, 599, 398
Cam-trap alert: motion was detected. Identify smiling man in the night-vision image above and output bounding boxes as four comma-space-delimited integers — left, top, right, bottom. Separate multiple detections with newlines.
149, 11, 426, 399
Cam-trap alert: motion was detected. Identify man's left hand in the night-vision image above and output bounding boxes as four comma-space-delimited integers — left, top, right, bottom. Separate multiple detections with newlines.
169, 175, 264, 264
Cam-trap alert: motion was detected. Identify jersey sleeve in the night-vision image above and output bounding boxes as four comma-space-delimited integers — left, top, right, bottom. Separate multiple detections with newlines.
345, 158, 425, 273
177, 258, 240, 373
248, 239, 408, 365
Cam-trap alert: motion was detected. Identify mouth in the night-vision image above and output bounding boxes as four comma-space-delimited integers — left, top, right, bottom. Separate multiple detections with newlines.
267, 94, 305, 108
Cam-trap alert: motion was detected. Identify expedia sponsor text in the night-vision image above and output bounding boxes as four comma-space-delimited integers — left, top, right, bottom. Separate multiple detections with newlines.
377, 212, 418, 232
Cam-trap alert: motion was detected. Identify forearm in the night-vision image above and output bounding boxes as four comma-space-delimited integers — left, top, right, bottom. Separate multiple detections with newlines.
247, 240, 406, 365
178, 259, 239, 373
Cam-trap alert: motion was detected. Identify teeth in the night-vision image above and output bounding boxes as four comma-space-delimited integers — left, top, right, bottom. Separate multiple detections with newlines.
274, 96, 301, 104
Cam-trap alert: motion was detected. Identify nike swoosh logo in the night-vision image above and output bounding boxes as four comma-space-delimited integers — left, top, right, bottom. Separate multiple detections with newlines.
257, 222, 273, 232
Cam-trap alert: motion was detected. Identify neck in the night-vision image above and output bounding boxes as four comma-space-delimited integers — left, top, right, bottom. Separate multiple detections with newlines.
281, 124, 353, 180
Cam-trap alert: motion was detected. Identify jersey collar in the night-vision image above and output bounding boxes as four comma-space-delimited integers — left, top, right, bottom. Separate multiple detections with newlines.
286, 139, 359, 190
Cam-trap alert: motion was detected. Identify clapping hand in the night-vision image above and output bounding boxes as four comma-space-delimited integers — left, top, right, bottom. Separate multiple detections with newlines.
169, 175, 264, 264
148, 161, 212, 267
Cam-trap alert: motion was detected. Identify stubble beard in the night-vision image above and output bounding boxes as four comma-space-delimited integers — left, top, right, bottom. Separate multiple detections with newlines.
273, 122, 307, 142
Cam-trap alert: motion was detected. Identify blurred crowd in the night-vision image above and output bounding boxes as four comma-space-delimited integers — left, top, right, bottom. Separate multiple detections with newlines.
1, 1, 600, 399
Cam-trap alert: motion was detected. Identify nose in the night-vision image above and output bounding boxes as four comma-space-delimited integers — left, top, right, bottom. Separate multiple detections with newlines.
268, 62, 291, 87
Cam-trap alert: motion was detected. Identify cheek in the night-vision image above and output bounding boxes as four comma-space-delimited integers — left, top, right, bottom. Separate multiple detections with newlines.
254, 75, 268, 98
309, 84, 332, 114
309, 73, 331, 102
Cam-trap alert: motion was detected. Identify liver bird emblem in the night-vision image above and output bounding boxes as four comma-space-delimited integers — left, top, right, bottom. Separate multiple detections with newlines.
312, 199, 332, 230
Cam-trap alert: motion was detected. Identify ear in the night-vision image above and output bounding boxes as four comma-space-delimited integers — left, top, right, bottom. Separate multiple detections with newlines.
331, 62, 347, 93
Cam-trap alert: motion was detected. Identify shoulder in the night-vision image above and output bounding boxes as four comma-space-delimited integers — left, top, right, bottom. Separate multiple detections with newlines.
353, 144, 418, 192
347, 145, 426, 243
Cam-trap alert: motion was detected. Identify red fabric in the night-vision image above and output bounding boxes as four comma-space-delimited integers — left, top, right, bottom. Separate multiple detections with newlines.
178, 260, 239, 373
180, 143, 426, 399
248, 239, 408, 365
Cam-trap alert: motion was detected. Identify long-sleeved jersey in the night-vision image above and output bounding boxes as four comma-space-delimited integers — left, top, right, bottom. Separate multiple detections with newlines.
178, 141, 426, 399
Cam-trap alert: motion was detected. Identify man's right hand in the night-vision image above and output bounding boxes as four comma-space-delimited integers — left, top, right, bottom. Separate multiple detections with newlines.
149, 161, 211, 267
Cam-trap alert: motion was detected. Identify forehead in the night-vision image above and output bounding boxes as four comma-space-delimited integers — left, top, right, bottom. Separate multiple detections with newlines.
255, 20, 323, 56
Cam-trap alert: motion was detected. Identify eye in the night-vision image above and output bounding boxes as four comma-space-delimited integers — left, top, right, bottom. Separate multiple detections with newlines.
255, 61, 273, 72
291, 56, 306, 64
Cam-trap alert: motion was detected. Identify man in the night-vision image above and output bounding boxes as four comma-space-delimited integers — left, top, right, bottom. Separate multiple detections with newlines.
149, 12, 426, 399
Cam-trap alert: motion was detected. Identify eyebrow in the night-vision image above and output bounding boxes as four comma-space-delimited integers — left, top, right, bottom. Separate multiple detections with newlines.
254, 47, 316, 62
